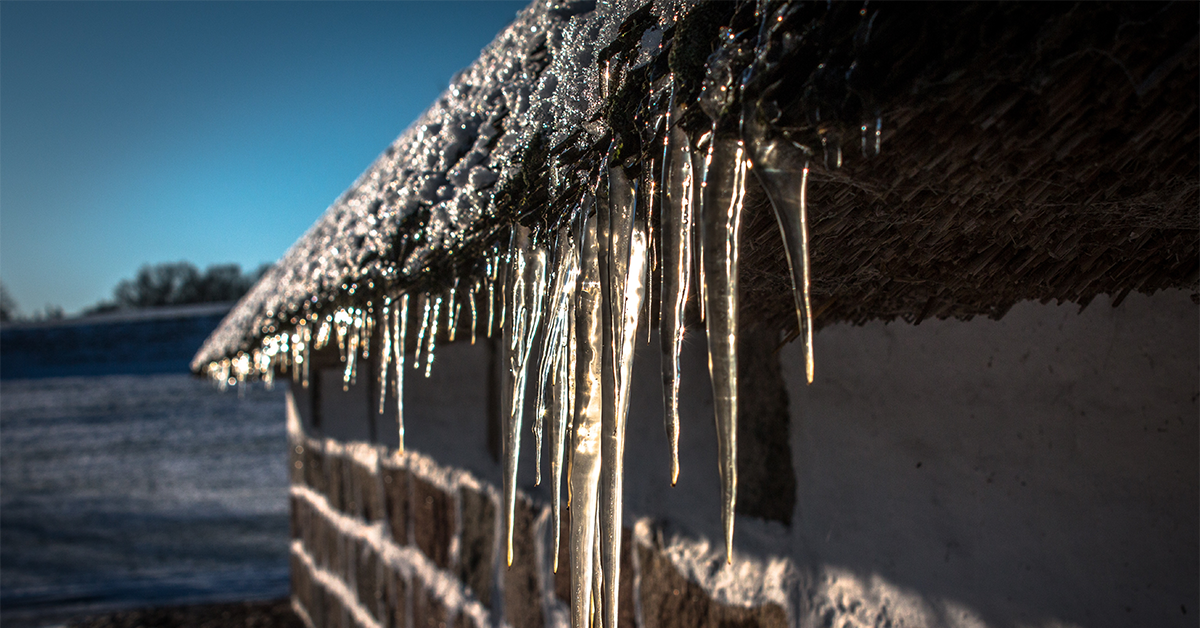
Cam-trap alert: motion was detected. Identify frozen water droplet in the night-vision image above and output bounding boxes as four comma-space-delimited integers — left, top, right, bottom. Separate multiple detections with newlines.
469, 279, 480, 345
599, 164, 647, 628
503, 227, 548, 567
700, 137, 748, 564
570, 210, 603, 628
395, 293, 409, 451
744, 114, 815, 384
693, 130, 714, 324
660, 100, 694, 486
379, 301, 392, 415
424, 294, 442, 378
415, 294, 431, 370
446, 278, 460, 342
542, 226, 580, 571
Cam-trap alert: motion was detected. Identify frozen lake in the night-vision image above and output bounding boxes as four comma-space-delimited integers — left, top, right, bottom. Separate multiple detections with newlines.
0, 374, 290, 626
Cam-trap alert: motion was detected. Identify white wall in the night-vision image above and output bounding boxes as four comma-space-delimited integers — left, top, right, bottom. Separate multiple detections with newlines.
777, 289, 1197, 628
298, 288, 1198, 628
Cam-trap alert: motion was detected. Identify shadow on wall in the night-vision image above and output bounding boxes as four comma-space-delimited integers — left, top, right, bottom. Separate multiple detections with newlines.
781, 289, 1198, 628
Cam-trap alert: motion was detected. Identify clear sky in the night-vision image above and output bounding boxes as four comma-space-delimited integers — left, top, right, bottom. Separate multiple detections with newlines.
1, 1, 527, 316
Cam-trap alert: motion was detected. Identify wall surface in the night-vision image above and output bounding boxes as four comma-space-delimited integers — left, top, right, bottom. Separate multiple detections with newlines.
291, 289, 1198, 628
779, 289, 1198, 628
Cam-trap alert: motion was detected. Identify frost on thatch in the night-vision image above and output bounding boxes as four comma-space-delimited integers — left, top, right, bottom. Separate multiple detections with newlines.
194, 0, 1197, 369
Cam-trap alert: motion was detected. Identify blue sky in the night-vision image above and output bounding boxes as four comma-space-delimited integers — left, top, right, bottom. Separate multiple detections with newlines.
1, 1, 526, 315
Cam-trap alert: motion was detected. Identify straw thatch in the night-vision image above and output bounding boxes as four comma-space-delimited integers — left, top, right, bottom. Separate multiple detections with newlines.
194, 0, 1197, 369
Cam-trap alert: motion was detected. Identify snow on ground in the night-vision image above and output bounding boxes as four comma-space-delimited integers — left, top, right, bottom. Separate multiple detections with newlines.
1, 373, 289, 626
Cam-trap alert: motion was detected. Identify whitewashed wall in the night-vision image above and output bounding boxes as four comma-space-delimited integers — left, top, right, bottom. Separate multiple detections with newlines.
301, 289, 1198, 628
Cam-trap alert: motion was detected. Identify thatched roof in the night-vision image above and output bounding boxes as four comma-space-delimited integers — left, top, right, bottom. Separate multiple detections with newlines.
193, 0, 1197, 371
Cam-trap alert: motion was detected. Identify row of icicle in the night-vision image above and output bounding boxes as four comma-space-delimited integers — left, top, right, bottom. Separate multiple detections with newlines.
205, 17, 873, 628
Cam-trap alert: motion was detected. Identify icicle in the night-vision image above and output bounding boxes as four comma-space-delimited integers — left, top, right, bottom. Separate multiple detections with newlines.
693, 130, 714, 323
362, 303, 373, 360
546, 227, 580, 571
503, 227, 548, 567
700, 136, 748, 564
343, 309, 361, 391
334, 309, 348, 360
498, 240, 510, 331
394, 293, 409, 451
659, 102, 694, 486
570, 211, 604, 628
486, 251, 497, 338
535, 228, 578, 488
469, 279, 480, 344
379, 300, 392, 415
744, 114, 815, 384
301, 320, 313, 388
599, 164, 646, 628
315, 316, 331, 350
415, 294, 431, 370
447, 278, 460, 342
291, 321, 305, 385
424, 294, 442, 378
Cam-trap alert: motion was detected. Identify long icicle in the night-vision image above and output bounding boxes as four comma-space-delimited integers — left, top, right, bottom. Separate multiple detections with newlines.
659, 99, 694, 486
379, 300, 392, 415
600, 164, 646, 628
469, 279, 479, 344
503, 227, 548, 567
550, 226, 580, 572
744, 114, 815, 383
693, 130, 714, 323
447, 278, 460, 342
570, 209, 604, 628
424, 294, 442, 378
415, 294, 431, 370
394, 293, 409, 451
534, 232, 568, 487
701, 134, 748, 564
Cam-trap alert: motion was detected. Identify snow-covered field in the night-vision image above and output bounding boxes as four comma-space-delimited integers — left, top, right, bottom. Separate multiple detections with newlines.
0, 374, 289, 625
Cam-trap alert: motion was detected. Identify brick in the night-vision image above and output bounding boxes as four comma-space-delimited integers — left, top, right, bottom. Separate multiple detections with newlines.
383, 565, 409, 628
291, 441, 306, 485
382, 466, 410, 546
305, 446, 327, 496
325, 453, 346, 513
309, 577, 327, 628
290, 495, 301, 540
618, 529, 636, 628
503, 496, 544, 628
412, 575, 449, 628
291, 552, 308, 616
412, 476, 454, 569
636, 542, 787, 628
457, 487, 496, 609
311, 514, 328, 571
348, 457, 385, 522
356, 540, 382, 622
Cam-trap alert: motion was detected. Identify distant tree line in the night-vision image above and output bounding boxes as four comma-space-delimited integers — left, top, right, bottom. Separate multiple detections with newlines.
84, 261, 271, 314
0, 283, 19, 322
0, 262, 270, 323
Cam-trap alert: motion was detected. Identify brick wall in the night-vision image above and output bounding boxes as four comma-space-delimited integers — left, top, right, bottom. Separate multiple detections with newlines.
287, 429, 788, 628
